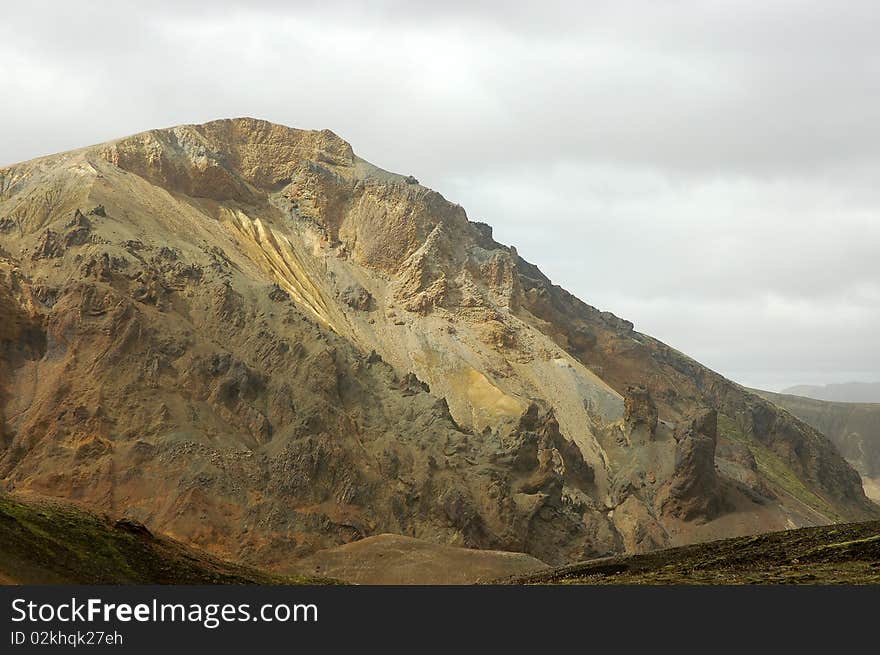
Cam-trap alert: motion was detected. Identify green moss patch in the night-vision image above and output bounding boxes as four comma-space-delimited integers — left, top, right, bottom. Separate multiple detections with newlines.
0, 494, 341, 585
717, 413, 840, 520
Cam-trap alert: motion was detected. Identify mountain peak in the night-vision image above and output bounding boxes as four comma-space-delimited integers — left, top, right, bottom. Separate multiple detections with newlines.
94, 117, 356, 202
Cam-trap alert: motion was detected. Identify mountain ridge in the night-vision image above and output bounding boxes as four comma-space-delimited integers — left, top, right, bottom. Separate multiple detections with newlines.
781, 382, 880, 404
754, 389, 880, 503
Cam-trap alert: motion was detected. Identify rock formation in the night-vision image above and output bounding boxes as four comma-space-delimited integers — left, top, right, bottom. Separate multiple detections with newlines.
656, 409, 725, 521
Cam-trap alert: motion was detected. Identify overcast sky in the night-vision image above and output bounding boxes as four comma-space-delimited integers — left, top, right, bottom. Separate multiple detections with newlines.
3, 1, 878, 390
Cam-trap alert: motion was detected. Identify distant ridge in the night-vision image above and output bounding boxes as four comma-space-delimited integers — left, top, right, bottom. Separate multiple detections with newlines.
754, 389, 880, 503
781, 382, 880, 404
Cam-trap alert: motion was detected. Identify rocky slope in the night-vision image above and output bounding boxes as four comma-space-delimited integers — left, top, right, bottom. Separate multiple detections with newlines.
756, 390, 880, 502
0, 118, 876, 572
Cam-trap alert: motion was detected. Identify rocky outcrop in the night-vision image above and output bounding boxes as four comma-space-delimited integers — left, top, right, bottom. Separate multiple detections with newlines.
655, 409, 725, 522
624, 385, 659, 444
510, 403, 594, 493
340, 283, 373, 311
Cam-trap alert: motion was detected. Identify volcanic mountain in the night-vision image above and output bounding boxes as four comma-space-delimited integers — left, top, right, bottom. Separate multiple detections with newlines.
0, 118, 876, 573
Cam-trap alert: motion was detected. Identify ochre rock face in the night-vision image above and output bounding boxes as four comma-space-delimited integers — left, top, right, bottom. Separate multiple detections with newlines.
0, 118, 876, 569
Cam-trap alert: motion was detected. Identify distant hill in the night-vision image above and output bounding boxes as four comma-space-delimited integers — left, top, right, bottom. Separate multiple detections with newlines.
754, 390, 880, 503
781, 382, 880, 403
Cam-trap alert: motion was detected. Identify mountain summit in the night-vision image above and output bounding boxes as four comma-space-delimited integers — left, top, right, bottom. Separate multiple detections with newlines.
0, 118, 875, 570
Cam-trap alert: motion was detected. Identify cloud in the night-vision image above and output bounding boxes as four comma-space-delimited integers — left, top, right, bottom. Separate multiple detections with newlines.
442, 162, 880, 388
1, 0, 878, 389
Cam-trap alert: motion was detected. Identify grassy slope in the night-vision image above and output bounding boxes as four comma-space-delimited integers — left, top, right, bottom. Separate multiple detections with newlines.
753, 389, 880, 479
717, 413, 842, 521
507, 520, 880, 585
0, 494, 340, 584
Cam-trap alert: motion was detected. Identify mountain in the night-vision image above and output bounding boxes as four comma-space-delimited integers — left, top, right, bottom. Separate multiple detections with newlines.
0, 493, 335, 584
0, 118, 876, 575
781, 382, 880, 403
755, 390, 880, 503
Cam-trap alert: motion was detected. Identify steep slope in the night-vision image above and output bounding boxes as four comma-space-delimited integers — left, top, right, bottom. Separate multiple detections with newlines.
0, 118, 875, 573
0, 493, 335, 584
755, 390, 880, 502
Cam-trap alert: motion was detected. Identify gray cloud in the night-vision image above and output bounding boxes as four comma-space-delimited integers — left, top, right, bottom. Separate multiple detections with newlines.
2, 0, 878, 389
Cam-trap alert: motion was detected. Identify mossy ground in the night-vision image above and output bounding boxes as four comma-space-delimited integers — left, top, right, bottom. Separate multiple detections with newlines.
0, 494, 340, 584
507, 520, 880, 585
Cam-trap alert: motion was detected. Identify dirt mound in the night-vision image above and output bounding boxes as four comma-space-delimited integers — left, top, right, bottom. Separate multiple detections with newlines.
290, 534, 547, 584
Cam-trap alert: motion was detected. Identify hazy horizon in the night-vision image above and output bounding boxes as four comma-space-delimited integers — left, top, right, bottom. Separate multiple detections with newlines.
3, 1, 878, 391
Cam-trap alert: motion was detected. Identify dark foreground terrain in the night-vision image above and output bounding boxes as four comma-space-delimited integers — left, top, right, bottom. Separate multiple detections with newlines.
508, 521, 880, 585
0, 494, 337, 584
